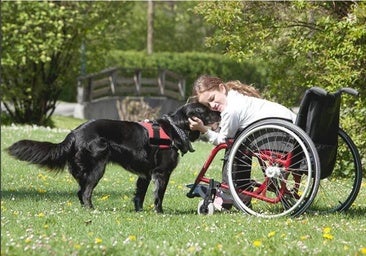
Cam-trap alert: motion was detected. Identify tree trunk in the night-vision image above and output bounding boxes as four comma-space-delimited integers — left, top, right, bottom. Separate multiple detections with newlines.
147, 0, 154, 55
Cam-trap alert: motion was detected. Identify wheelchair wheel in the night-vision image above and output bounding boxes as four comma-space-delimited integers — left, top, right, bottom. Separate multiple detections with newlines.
309, 128, 362, 213
227, 119, 321, 218
197, 200, 215, 215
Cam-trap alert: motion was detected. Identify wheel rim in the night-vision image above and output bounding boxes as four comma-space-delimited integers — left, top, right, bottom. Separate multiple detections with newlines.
227, 121, 320, 218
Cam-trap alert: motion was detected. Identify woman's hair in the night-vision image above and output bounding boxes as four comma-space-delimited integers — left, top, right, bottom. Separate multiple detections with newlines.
190, 75, 261, 100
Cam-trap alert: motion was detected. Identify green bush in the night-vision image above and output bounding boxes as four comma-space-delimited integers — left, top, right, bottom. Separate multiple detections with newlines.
105, 50, 266, 96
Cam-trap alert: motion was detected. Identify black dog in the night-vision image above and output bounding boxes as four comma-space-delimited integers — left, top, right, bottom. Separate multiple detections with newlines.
7, 103, 220, 213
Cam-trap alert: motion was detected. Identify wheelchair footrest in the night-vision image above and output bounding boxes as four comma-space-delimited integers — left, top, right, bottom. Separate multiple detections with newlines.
186, 183, 209, 198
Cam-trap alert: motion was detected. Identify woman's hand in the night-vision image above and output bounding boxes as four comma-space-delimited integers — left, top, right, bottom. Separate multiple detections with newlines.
188, 117, 208, 134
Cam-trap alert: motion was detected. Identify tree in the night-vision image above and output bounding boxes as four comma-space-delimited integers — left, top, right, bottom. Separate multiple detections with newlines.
194, 1, 365, 100
194, 1, 366, 172
147, 0, 154, 55
1, 1, 132, 126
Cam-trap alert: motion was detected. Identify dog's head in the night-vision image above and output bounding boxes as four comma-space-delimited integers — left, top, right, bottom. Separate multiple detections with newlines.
160, 103, 220, 155
178, 102, 221, 140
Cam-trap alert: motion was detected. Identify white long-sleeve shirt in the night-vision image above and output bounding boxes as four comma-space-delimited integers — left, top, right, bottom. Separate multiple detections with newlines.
203, 90, 297, 145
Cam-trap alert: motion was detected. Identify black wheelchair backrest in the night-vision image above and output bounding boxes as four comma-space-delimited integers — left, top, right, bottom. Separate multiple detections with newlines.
295, 87, 358, 179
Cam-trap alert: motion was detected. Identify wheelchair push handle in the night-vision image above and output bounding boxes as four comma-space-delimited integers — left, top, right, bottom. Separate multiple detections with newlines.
309, 86, 359, 97
339, 87, 359, 97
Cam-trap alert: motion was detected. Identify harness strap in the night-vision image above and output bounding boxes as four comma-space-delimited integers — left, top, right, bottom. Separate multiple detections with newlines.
140, 121, 172, 149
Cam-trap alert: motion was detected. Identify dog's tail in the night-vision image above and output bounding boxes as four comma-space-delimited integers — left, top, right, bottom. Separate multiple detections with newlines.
7, 133, 75, 171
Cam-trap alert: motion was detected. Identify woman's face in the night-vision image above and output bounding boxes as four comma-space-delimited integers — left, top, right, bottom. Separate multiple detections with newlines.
197, 84, 227, 112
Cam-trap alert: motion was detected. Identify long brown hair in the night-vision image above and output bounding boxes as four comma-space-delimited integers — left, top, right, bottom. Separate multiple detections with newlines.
190, 75, 261, 101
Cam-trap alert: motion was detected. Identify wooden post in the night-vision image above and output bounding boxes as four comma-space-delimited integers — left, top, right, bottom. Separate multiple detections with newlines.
158, 69, 165, 95
134, 69, 141, 95
109, 70, 116, 95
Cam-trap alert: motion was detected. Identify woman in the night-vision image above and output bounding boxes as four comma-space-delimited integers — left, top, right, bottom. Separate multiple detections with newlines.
188, 75, 296, 144
188, 75, 296, 210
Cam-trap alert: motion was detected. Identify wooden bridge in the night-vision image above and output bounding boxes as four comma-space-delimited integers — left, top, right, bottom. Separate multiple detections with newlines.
76, 67, 186, 103
74, 67, 186, 120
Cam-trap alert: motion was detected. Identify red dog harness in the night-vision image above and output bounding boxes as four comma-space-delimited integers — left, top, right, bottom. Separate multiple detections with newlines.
140, 121, 172, 149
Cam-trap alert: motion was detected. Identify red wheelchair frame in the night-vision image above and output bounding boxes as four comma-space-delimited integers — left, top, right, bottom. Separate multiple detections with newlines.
186, 137, 304, 215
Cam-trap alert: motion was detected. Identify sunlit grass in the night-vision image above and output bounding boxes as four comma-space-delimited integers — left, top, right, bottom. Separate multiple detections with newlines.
1, 116, 365, 255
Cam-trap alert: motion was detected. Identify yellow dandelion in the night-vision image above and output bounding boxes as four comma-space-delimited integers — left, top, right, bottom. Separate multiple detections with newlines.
129, 176, 135, 182
323, 233, 334, 240
100, 195, 110, 201
300, 235, 310, 240
37, 188, 46, 194
322, 227, 333, 240
128, 235, 136, 241
323, 227, 331, 234
25, 237, 32, 243
66, 201, 72, 207
44, 224, 49, 229
268, 231, 276, 238
360, 247, 366, 255
38, 173, 47, 181
95, 237, 102, 244
37, 212, 45, 217
123, 235, 137, 244
253, 240, 262, 247
74, 244, 81, 249
216, 243, 223, 250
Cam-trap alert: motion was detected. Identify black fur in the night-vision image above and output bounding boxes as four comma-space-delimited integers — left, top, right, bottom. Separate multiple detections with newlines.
7, 103, 220, 213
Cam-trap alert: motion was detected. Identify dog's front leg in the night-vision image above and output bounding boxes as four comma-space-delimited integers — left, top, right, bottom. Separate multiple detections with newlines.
134, 176, 151, 212
152, 171, 171, 213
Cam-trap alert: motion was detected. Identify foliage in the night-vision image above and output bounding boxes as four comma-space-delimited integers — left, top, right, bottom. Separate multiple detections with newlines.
1, 1, 132, 126
193, 1, 366, 176
1, 124, 366, 255
113, 1, 214, 53
106, 50, 265, 95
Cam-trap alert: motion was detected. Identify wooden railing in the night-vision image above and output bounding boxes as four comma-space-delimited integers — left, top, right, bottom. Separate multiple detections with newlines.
76, 67, 186, 103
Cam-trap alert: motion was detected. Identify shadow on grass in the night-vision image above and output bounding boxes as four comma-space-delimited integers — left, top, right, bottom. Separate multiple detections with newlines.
1, 188, 75, 200
1, 188, 197, 214
3, 189, 364, 217
340, 207, 366, 217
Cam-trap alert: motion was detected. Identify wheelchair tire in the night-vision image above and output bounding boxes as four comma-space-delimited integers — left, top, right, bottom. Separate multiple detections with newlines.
226, 118, 321, 218
309, 128, 363, 213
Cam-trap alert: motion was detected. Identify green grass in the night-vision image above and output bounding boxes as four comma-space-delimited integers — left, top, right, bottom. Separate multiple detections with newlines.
1, 116, 366, 256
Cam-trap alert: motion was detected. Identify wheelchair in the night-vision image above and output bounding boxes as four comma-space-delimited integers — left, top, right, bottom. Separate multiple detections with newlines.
186, 87, 362, 218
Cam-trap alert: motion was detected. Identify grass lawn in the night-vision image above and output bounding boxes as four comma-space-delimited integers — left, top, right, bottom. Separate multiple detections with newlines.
1, 116, 365, 255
